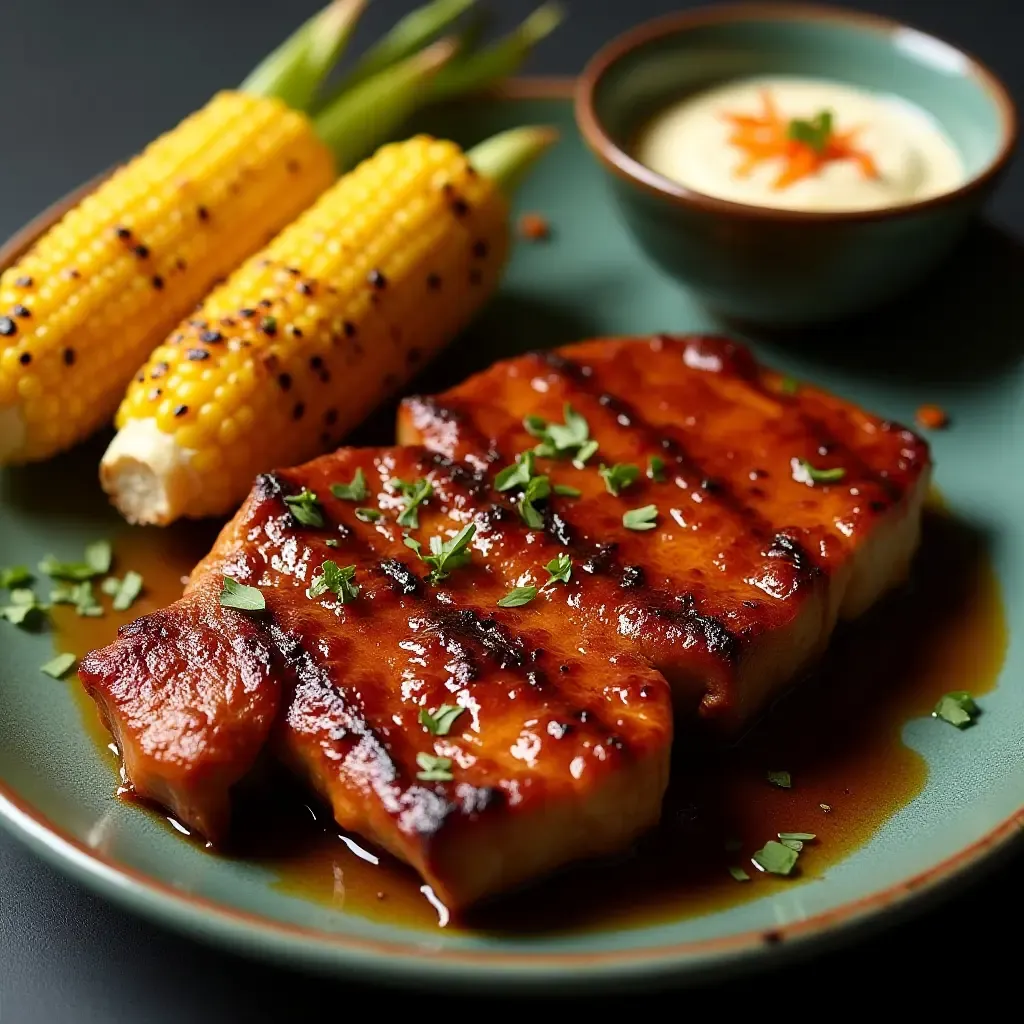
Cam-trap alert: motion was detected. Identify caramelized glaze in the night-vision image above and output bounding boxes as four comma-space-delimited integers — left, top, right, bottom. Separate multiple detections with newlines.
62, 502, 1005, 932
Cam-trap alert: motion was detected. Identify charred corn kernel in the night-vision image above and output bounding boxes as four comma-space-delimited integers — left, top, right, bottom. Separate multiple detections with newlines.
103, 131, 555, 524
0, 92, 334, 463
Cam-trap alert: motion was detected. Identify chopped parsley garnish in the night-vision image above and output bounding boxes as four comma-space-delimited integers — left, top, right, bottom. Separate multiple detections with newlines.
1, 588, 46, 627
779, 376, 800, 395
38, 539, 112, 581
553, 484, 582, 498
530, 404, 595, 462
354, 508, 382, 523
325, 539, 339, 547
933, 690, 979, 729
728, 865, 751, 882
392, 477, 433, 529
767, 769, 792, 789
307, 560, 359, 603
86, 540, 112, 574
52, 580, 102, 617
545, 553, 572, 585
415, 752, 454, 782
41, 652, 77, 679
219, 577, 266, 612
330, 469, 368, 502
572, 439, 599, 469
518, 475, 551, 529
284, 488, 325, 528
647, 456, 667, 482
523, 414, 548, 438
419, 704, 465, 737
787, 109, 833, 153
497, 586, 538, 608
622, 504, 658, 531
404, 523, 476, 585
752, 840, 799, 876
495, 451, 538, 492
102, 571, 144, 612
0, 566, 32, 589
792, 458, 846, 486
599, 463, 640, 497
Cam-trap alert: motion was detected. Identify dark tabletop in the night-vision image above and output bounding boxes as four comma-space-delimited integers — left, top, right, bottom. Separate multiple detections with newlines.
0, 0, 1020, 1018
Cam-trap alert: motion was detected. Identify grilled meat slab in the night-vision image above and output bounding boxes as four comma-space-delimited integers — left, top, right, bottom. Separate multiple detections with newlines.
399, 334, 930, 729
80, 334, 929, 905
82, 450, 673, 907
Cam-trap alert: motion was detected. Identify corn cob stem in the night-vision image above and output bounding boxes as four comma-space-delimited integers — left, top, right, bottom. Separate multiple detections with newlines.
101, 125, 557, 525
240, 0, 367, 109
314, 38, 458, 171
428, 3, 564, 102
325, 0, 477, 99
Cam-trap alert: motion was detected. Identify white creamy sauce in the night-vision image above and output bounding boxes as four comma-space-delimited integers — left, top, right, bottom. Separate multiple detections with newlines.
634, 77, 966, 212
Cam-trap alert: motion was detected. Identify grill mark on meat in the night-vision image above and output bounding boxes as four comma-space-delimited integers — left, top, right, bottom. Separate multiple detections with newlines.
379, 557, 422, 596
416, 451, 742, 667
267, 623, 463, 839
262, 469, 571, 694
537, 349, 822, 583
237, 477, 636, 829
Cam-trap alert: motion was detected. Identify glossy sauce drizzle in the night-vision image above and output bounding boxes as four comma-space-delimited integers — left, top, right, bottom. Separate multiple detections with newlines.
61, 503, 1006, 934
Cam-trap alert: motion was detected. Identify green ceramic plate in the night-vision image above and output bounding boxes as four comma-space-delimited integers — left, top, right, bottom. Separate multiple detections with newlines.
1, 84, 1022, 992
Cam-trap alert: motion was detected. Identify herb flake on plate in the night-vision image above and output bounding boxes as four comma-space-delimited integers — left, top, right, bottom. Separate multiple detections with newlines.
1, 588, 46, 628
0, 566, 33, 589
40, 652, 77, 679
767, 769, 792, 789
105, 571, 144, 612
933, 690, 979, 728
751, 840, 799, 876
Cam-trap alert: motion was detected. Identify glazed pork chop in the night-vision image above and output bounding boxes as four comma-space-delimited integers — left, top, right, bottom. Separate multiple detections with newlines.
399, 334, 931, 729
81, 447, 673, 907
80, 334, 929, 905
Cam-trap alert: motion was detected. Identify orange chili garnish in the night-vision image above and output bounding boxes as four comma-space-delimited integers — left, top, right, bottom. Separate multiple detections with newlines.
916, 404, 949, 430
722, 89, 880, 190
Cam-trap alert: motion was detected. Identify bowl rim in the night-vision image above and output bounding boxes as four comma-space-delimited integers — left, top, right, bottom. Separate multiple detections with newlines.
574, 2, 1019, 224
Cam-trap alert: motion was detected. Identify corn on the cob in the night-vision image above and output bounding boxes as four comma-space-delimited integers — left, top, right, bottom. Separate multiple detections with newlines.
0, 94, 335, 463
0, 0, 562, 466
0, 1, 364, 465
101, 127, 557, 524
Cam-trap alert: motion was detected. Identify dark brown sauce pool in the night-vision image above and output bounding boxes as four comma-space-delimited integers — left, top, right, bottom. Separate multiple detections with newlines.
61, 501, 1007, 935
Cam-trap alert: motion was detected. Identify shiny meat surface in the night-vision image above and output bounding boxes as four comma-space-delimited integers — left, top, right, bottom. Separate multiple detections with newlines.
80, 334, 929, 904
81, 451, 673, 907
398, 334, 931, 728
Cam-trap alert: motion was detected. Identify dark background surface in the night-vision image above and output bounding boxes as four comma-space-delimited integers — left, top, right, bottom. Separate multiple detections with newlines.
0, 1, 1019, 1019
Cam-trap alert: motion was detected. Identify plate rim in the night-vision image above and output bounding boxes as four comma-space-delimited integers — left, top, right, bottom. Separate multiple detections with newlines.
2, 76, 1023, 991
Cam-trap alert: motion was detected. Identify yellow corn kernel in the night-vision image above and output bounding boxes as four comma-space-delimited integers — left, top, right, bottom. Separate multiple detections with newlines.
0, 91, 334, 463
109, 134, 508, 522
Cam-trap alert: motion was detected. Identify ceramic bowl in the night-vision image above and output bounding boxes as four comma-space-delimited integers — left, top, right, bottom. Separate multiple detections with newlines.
575, 3, 1017, 327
